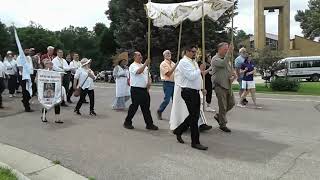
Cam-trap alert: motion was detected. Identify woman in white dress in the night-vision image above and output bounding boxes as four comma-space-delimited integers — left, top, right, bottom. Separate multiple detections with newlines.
112, 52, 130, 110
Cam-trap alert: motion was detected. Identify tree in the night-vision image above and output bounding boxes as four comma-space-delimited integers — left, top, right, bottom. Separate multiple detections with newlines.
253, 47, 285, 77
234, 29, 250, 49
295, 0, 320, 40
106, 0, 236, 74
15, 24, 62, 53
0, 21, 12, 57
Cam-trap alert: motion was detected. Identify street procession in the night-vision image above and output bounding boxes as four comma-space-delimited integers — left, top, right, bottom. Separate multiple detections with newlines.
1, 0, 320, 179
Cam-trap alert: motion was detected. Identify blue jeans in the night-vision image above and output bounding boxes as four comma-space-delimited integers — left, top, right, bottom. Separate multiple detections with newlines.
158, 81, 174, 113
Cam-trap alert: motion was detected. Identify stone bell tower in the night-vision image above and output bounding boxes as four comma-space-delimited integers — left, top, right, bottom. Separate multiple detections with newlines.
254, 0, 290, 51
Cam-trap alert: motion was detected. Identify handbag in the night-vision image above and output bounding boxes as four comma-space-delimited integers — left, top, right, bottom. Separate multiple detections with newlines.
73, 74, 89, 97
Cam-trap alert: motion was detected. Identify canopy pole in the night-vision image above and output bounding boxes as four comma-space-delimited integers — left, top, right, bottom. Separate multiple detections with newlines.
201, 0, 207, 123
147, 0, 151, 74
231, 0, 235, 68
177, 21, 183, 62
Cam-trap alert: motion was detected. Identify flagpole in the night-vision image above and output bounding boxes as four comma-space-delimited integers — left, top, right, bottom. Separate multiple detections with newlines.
177, 21, 183, 62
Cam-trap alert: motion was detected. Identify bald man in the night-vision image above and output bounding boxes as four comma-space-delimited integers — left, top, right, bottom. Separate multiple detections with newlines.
123, 52, 159, 131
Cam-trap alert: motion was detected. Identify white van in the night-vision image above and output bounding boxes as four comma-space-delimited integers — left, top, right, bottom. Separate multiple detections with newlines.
275, 56, 320, 82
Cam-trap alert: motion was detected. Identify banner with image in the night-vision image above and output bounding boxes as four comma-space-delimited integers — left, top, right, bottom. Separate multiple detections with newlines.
37, 70, 62, 109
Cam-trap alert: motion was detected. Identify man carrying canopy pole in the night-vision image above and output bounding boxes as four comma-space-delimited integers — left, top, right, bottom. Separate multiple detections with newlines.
145, 0, 234, 148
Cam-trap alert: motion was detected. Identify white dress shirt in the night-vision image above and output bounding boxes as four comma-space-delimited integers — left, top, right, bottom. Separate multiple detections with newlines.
17, 56, 33, 75
69, 60, 81, 75
3, 59, 17, 75
176, 56, 202, 90
52, 57, 70, 72
129, 62, 149, 88
74, 67, 96, 90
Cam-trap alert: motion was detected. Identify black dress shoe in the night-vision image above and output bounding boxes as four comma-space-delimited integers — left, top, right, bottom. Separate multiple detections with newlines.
123, 123, 134, 129
199, 124, 213, 132
146, 124, 159, 130
25, 109, 34, 112
0, 106, 4, 109
219, 126, 231, 133
191, 144, 208, 150
157, 111, 162, 120
61, 102, 68, 107
90, 111, 97, 116
83, 100, 89, 104
74, 109, 81, 115
176, 135, 184, 144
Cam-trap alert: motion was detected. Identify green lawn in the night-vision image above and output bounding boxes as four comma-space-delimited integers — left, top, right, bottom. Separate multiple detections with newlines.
232, 82, 320, 96
0, 168, 17, 180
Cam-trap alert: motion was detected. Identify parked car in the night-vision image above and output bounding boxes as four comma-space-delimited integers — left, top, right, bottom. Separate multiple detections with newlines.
275, 56, 320, 82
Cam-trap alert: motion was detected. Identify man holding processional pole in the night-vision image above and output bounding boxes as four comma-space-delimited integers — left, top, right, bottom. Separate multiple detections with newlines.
145, 0, 234, 149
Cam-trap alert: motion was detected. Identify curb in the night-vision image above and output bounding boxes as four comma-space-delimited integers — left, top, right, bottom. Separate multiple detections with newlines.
0, 143, 88, 180
0, 161, 30, 180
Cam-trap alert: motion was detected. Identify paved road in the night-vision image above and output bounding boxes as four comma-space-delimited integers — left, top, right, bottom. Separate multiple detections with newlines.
0, 83, 320, 180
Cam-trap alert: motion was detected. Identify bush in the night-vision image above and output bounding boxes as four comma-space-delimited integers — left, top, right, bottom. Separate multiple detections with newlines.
270, 78, 301, 92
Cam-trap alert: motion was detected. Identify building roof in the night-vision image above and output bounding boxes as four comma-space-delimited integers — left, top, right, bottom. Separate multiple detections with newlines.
250, 33, 278, 41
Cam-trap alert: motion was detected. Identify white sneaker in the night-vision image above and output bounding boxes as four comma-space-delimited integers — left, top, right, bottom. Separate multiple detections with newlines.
254, 105, 262, 109
13, 94, 16, 97
9, 94, 13, 98
237, 103, 246, 108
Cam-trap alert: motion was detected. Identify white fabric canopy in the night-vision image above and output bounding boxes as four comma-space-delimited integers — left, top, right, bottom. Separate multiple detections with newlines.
145, 0, 234, 27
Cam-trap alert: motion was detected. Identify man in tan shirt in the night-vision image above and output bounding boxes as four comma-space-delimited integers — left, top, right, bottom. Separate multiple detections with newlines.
211, 42, 236, 133
157, 50, 177, 120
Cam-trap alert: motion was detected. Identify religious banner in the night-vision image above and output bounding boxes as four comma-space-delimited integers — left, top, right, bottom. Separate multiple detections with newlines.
37, 70, 62, 109
145, 0, 234, 27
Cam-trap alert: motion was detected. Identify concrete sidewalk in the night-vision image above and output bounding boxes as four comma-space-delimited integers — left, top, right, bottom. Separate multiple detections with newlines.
0, 143, 87, 180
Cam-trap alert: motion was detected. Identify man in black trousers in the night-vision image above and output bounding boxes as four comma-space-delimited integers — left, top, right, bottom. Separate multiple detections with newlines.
123, 51, 158, 131
173, 45, 208, 151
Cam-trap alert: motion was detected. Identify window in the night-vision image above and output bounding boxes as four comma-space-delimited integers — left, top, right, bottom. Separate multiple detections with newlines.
290, 61, 301, 69
311, 60, 320, 67
302, 61, 312, 68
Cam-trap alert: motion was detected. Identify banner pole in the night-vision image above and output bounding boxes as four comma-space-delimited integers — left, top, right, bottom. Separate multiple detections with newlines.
177, 21, 183, 62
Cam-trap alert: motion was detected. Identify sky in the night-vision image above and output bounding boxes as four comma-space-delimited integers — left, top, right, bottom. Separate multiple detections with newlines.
0, 0, 309, 38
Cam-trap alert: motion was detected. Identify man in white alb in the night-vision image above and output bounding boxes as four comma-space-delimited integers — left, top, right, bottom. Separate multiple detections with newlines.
172, 45, 208, 151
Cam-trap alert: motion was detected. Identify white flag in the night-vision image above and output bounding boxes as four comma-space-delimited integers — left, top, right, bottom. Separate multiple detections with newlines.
14, 28, 33, 96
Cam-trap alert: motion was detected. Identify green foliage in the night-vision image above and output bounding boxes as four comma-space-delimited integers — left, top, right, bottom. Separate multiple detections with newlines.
52, 160, 61, 164
0, 167, 18, 180
270, 78, 301, 92
253, 48, 285, 74
0, 21, 12, 57
0, 21, 117, 71
295, 0, 320, 40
